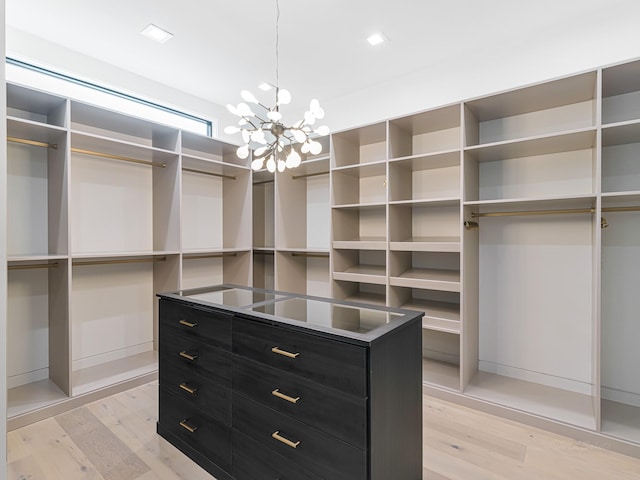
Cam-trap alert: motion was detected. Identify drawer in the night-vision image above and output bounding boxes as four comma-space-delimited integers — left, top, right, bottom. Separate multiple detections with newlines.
160, 299, 231, 349
233, 356, 366, 448
159, 358, 231, 425
160, 332, 231, 382
233, 393, 366, 480
158, 389, 231, 470
233, 430, 324, 480
233, 317, 367, 397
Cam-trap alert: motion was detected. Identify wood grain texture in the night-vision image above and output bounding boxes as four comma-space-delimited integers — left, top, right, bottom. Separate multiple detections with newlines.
8, 381, 640, 480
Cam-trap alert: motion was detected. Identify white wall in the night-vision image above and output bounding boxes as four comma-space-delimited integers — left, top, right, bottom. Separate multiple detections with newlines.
1, 1, 8, 478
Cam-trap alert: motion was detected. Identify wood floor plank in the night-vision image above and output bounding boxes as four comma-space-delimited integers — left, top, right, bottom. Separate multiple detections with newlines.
8, 381, 640, 480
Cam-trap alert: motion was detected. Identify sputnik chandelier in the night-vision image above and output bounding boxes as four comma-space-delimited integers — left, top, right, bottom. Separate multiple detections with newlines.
224, 0, 329, 173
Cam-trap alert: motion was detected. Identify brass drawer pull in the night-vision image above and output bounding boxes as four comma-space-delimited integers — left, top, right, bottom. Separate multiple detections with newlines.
179, 419, 198, 433
271, 346, 300, 359
179, 382, 198, 395
179, 351, 198, 361
179, 319, 198, 328
272, 389, 300, 404
272, 431, 300, 449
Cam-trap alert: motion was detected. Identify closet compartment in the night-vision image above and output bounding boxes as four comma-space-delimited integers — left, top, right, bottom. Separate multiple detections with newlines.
600, 199, 640, 443
332, 162, 386, 207
70, 132, 180, 255
71, 101, 179, 151
422, 330, 461, 391
333, 249, 386, 285
252, 251, 275, 290
181, 158, 251, 252
389, 251, 460, 292
332, 122, 386, 167
7, 260, 70, 421
464, 71, 596, 147
253, 171, 275, 249
388, 151, 460, 203
388, 105, 460, 159
182, 251, 252, 290
332, 280, 386, 306
389, 202, 460, 252
463, 129, 597, 203
276, 251, 331, 297
70, 254, 177, 396
464, 211, 597, 430
332, 205, 386, 250
181, 130, 245, 166
7, 83, 67, 127
602, 59, 640, 125
601, 123, 640, 194
390, 287, 460, 334
276, 158, 330, 250
7, 124, 68, 258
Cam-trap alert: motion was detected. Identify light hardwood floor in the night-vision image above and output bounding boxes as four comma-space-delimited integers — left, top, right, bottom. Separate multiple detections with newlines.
7, 381, 640, 479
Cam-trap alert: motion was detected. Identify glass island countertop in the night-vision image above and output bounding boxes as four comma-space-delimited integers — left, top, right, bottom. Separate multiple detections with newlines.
158, 284, 422, 342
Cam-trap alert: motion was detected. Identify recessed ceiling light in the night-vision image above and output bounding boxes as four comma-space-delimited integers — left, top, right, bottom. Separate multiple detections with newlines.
367, 33, 385, 46
141, 24, 174, 44
259, 82, 273, 91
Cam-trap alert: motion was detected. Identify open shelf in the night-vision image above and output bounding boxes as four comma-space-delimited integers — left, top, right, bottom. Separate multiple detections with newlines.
7, 83, 67, 127
332, 280, 386, 306
389, 202, 460, 252
7, 379, 68, 420
389, 105, 461, 159
602, 59, 640, 125
71, 100, 179, 151
181, 130, 245, 166
423, 330, 460, 391
389, 251, 460, 292
333, 249, 386, 285
332, 122, 387, 167
332, 161, 387, 206
465, 371, 596, 430
463, 130, 596, 203
601, 400, 640, 444
464, 71, 596, 147
389, 150, 460, 202
332, 205, 386, 249
390, 287, 460, 334
602, 122, 640, 194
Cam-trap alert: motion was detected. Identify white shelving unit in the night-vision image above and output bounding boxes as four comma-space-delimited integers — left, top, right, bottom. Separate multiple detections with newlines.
5, 83, 248, 428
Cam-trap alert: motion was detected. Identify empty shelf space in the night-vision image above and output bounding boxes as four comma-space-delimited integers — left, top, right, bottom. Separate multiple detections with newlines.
333, 238, 387, 250
332, 122, 387, 167
7, 83, 68, 127
333, 249, 386, 284
602, 60, 640, 124
390, 268, 460, 291
72, 350, 158, 397
8, 117, 67, 144
402, 300, 460, 333
465, 371, 596, 430
344, 293, 387, 306
7, 379, 69, 419
422, 358, 460, 391
601, 400, 640, 444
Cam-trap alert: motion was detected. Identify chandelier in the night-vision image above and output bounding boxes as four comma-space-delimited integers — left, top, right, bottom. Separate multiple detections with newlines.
224, 0, 329, 173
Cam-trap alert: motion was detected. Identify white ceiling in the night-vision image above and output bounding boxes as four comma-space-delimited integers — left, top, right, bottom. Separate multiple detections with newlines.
6, 0, 640, 114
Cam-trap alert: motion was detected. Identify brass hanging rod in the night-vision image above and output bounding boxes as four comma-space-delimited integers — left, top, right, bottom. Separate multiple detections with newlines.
8, 263, 59, 271
183, 253, 238, 260
253, 250, 275, 255
8, 136, 57, 149
471, 207, 596, 218
182, 167, 236, 180
253, 179, 275, 186
71, 147, 167, 168
291, 252, 330, 258
73, 256, 166, 267
470, 205, 640, 219
291, 171, 329, 180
